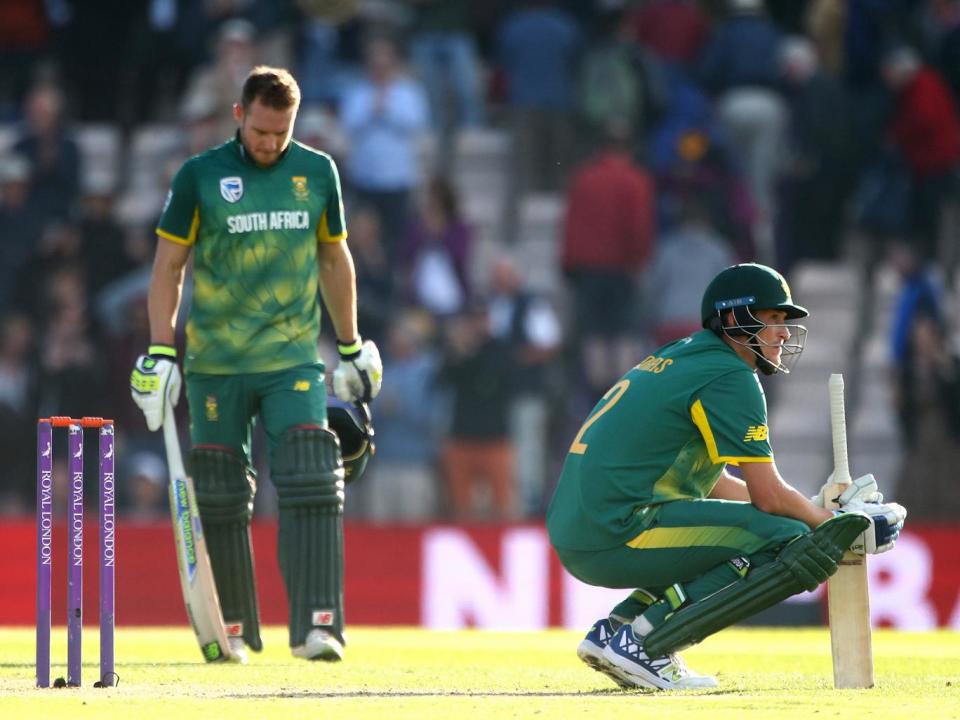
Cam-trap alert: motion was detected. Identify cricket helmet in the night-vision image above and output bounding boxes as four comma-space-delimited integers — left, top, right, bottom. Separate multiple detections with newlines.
327, 398, 375, 483
701, 263, 808, 375
701, 263, 808, 327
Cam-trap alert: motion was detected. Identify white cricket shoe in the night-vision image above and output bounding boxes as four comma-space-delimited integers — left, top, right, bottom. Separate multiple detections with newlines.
292, 629, 344, 661
602, 624, 718, 690
226, 636, 248, 664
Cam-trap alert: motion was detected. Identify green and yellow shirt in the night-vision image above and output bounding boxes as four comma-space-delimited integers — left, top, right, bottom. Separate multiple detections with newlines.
547, 330, 773, 551
157, 136, 347, 374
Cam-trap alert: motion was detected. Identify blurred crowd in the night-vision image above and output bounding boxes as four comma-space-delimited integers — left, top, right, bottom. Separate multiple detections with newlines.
2, 0, 960, 522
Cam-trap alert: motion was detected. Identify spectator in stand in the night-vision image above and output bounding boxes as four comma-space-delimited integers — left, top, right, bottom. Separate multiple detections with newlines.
562, 120, 655, 397
0, 311, 38, 511
340, 31, 430, 261
0, 154, 43, 309
487, 255, 562, 517
645, 196, 736, 348
438, 302, 516, 521
180, 19, 260, 143
496, 0, 584, 243
347, 204, 394, 349
400, 175, 473, 318
882, 45, 960, 266
13, 222, 86, 321
778, 35, 857, 269
576, 5, 667, 146
626, 0, 710, 71
79, 174, 138, 299
357, 309, 442, 522
295, 0, 363, 106
698, 0, 787, 264
888, 243, 960, 519
409, 0, 485, 160
13, 82, 80, 222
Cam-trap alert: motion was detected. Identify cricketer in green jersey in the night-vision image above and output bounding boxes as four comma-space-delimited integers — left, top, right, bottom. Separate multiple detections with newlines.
547, 263, 906, 690
130, 67, 383, 663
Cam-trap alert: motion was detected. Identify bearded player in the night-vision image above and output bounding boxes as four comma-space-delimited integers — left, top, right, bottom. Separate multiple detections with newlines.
130, 67, 382, 662
547, 263, 906, 690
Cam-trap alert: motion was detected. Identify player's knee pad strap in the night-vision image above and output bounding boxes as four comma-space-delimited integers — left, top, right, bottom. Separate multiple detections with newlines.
189, 446, 262, 651
643, 513, 869, 657
271, 427, 344, 510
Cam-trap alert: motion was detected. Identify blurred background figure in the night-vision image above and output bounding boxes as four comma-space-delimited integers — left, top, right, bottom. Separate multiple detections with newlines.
13, 82, 79, 222
0, 154, 42, 309
179, 18, 260, 142
340, 31, 430, 262
486, 255, 562, 517
888, 244, 960, 519
777, 34, 856, 271
881, 45, 960, 272
353, 309, 441, 522
348, 204, 394, 349
438, 303, 516, 521
496, 0, 584, 243
644, 196, 737, 348
400, 175, 473, 318
562, 120, 654, 399
409, 0, 485, 163
0, 311, 38, 511
699, 0, 788, 265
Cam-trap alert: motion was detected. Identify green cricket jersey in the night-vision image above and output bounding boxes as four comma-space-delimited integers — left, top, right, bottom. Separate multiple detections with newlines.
157, 136, 347, 374
547, 330, 774, 551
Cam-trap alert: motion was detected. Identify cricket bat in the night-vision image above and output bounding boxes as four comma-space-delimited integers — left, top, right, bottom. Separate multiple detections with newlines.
823, 374, 874, 688
162, 403, 239, 663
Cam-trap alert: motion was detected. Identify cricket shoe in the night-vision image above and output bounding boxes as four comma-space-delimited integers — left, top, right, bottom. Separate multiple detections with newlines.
576, 618, 633, 689
292, 629, 344, 662
226, 636, 248, 664
602, 624, 718, 691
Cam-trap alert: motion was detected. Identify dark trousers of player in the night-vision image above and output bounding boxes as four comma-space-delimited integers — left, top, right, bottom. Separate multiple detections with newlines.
556, 498, 809, 627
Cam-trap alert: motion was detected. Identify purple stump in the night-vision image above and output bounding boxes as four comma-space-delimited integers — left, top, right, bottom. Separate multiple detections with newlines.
36, 421, 53, 688
99, 422, 116, 686
67, 422, 83, 686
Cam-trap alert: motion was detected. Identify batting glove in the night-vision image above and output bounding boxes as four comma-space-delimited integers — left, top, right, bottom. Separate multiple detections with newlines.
333, 338, 382, 403
811, 473, 883, 507
130, 344, 182, 431
838, 499, 907, 555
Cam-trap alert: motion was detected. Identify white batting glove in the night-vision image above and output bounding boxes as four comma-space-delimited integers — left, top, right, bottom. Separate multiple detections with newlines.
839, 499, 907, 555
811, 473, 883, 507
130, 344, 182, 431
333, 338, 382, 403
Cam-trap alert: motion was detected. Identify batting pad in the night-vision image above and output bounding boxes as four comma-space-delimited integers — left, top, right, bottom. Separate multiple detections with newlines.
643, 513, 870, 657
191, 446, 263, 651
271, 427, 346, 647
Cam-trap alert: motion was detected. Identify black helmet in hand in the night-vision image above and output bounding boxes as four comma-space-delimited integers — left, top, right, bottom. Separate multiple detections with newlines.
327, 398, 375, 483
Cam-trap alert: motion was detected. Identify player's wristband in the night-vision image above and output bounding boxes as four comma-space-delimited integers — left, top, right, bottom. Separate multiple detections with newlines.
148, 344, 177, 359
337, 338, 362, 360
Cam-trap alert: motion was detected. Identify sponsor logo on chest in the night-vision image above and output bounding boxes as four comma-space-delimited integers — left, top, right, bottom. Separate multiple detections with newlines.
226, 210, 311, 233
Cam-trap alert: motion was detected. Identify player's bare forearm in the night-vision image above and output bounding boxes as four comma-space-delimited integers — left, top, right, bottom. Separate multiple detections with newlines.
740, 461, 835, 529
149, 237, 190, 345
317, 240, 359, 343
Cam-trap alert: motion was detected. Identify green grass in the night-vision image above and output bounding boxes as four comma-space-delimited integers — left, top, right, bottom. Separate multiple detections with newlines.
1, 627, 958, 719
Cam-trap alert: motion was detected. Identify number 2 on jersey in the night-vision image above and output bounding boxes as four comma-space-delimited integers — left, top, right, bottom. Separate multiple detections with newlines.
568, 379, 630, 455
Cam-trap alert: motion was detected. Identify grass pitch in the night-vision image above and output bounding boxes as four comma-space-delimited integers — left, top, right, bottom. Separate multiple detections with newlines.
1, 627, 957, 719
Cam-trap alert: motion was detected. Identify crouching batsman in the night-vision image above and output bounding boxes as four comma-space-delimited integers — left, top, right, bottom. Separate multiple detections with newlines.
546, 263, 906, 690
130, 67, 381, 662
